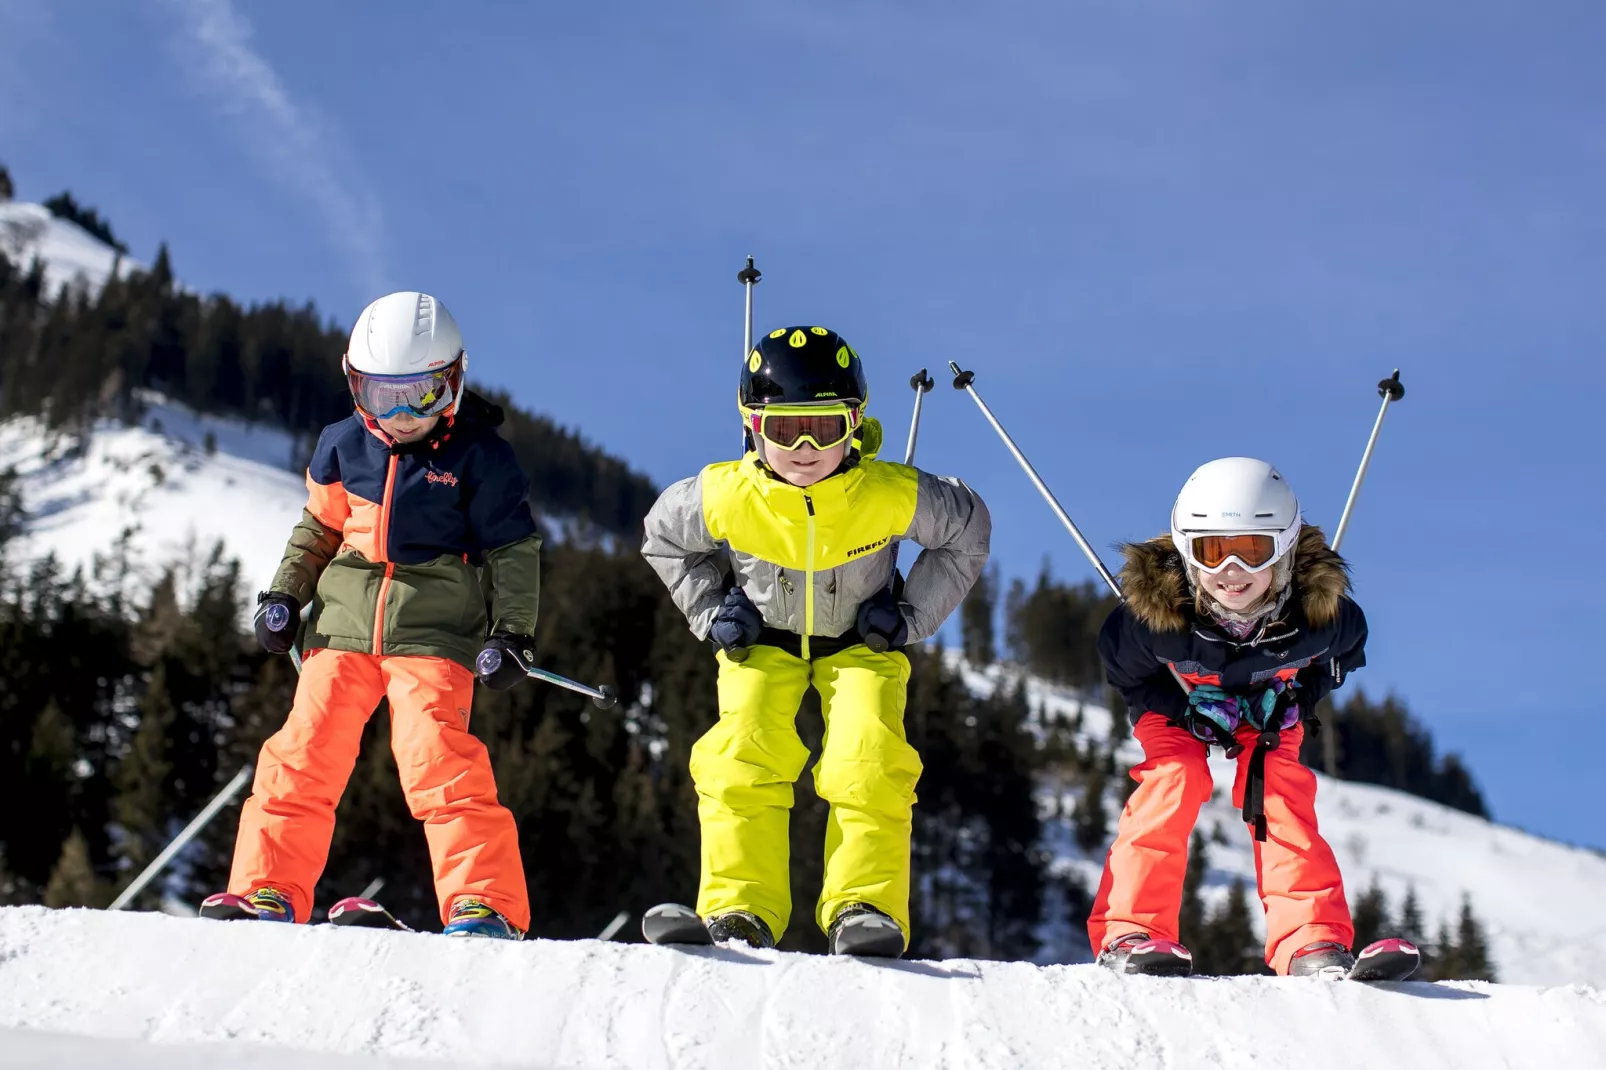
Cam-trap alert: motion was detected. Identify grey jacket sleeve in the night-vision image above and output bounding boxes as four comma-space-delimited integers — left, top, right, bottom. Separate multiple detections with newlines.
899, 471, 991, 644
641, 472, 729, 641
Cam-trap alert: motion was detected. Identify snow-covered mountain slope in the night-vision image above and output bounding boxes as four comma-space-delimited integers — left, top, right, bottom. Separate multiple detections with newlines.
959, 663, 1606, 988
1, 395, 306, 594
0, 200, 140, 296
0, 907, 1602, 1070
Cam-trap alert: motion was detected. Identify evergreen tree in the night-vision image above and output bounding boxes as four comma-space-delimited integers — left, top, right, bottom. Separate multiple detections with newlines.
1177, 830, 1209, 955
1454, 893, 1497, 982
1399, 886, 1426, 945
1350, 877, 1392, 952
1072, 760, 1109, 857
0, 162, 14, 201
1206, 879, 1267, 976
960, 562, 998, 666
1430, 918, 1457, 981
44, 828, 104, 908
110, 662, 179, 891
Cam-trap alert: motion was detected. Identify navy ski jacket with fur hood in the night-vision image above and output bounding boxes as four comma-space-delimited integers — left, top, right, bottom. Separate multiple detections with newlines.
1098, 525, 1367, 727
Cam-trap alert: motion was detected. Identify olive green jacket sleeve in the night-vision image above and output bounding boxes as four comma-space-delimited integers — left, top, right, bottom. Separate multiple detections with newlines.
269, 510, 343, 606
484, 534, 542, 637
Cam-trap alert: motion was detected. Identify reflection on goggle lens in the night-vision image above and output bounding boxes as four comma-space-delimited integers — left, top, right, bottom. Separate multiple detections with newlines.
351, 367, 458, 420
1190, 533, 1278, 570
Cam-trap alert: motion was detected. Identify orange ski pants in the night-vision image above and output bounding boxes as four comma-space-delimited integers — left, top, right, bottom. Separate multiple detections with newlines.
228, 648, 529, 930
1088, 713, 1351, 974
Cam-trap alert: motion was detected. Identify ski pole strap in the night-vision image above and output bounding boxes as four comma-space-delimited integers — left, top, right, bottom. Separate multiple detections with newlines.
1242, 729, 1282, 843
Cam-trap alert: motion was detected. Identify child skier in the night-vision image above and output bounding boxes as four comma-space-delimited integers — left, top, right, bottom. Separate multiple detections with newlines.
640, 326, 990, 957
201, 291, 541, 939
1089, 456, 1415, 980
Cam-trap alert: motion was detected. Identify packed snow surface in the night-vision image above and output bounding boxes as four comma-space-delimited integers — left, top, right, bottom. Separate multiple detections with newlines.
0, 907, 1602, 1070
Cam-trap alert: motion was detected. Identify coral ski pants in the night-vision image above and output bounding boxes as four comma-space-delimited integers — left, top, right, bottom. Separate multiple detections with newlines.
229, 649, 529, 930
1088, 713, 1351, 974
691, 644, 922, 946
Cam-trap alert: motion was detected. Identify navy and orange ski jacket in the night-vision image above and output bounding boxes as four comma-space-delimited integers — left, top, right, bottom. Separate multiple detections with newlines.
268, 392, 541, 670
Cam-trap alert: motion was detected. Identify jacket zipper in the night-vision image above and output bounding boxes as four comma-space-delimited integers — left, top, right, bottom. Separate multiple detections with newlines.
802, 493, 816, 661
372, 453, 399, 655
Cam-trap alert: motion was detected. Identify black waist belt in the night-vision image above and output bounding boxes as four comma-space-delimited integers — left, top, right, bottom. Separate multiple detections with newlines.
756, 627, 900, 661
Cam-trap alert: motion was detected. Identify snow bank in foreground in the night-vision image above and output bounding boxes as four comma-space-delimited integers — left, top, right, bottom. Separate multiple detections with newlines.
1, 907, 1602, 1070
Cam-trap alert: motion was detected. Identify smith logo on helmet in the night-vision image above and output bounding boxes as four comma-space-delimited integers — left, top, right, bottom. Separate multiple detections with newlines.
846, 537, 890, 558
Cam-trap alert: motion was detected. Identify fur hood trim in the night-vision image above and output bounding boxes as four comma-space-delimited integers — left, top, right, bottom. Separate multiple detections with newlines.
1119, 524, 1350, 633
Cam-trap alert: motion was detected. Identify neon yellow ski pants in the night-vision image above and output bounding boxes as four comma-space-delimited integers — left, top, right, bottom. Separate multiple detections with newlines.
690, 644, 922, 946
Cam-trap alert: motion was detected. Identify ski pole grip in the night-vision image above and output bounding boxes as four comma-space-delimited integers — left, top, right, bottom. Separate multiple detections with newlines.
1378, 369, 1405, 402
864, 633, 890, 654
948, 361, 975, 389
726, 645, 750, 663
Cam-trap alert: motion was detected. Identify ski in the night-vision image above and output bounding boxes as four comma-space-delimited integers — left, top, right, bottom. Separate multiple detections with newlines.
1123, 939, 1195, 978
641, 902, 712, 946
327, 896, 411, 932
1346, 938, 1420, 982
198, 892, 264, 922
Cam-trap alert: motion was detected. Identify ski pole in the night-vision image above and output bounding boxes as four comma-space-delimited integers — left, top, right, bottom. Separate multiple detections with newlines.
1331, 370, 1405, 553
902, 368, 936, 466
864, 369, 937, 654
739, 255, 761, 359
726, 256, 763, 663
524, 665, 619, 710
1322, 369, 1405, 776
948, 362, 1123, 599
737, 255, 762, 459
109, 763, 254, 911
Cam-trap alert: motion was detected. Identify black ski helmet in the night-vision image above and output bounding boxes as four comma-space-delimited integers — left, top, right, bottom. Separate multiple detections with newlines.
740, 326, 868, 410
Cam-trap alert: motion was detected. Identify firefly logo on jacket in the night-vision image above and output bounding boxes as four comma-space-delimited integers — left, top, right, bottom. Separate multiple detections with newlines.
426, 469, 459, 488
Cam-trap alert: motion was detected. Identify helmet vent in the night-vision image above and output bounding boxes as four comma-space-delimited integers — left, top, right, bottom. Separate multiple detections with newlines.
1191, 512, 1208, 518
413, 295, 435, 336
1255, 512, 1275, 518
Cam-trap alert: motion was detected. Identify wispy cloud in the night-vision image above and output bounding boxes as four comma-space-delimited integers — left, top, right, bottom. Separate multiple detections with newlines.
163, 0, 387, 295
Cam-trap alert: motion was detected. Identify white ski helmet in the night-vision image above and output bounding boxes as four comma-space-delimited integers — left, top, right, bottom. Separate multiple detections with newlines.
1170, 457, 1302, 575
343, 291, 468, 420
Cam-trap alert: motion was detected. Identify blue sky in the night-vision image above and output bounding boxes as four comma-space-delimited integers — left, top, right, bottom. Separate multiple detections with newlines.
3, 1, 1603, 850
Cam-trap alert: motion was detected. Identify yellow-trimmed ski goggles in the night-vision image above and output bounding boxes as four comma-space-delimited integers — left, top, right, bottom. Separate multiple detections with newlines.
742, 402, 863, 452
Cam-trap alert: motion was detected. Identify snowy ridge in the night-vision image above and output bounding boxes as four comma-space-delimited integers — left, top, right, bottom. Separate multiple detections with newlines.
956, 662, 1606, 989
0, 394, 306, 594
0, 907, 1602, 1070
0, 200, 140, 296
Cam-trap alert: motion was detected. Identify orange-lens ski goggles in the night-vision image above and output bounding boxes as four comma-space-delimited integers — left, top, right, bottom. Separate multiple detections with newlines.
1189, 533, 1280, 571
749, 406, 861, 451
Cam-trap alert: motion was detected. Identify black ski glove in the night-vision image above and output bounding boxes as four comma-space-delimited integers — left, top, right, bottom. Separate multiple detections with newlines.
856, 588, 909, 651
253, 592, 300, 655
476, 632, 537, 691
709, 588, 763, 657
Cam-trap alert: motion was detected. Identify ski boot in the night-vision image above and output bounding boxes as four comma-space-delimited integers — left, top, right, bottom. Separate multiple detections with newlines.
327, 897, 410, 931
1097, 932, 1194, 977
442, 898, 524, 940
1289, 941, 1355, 980
827, 903, 905, 958
199, 887, 295, 923
706, 910, 774, 949
1292, 939, 1420, 982
642, 903, 713, 946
